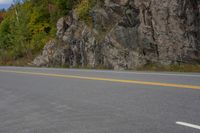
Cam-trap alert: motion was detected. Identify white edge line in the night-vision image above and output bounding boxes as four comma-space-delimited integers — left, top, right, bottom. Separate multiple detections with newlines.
0, 66, 200, 77
176, 121, 200, 130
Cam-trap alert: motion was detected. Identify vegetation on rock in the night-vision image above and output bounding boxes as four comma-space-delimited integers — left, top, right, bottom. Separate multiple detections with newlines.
0, 0, 82, 65
75, 0, 96, 23
0, 0, 199, 72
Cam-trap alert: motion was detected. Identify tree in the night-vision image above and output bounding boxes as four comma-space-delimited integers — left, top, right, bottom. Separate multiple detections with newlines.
0, 0, 81, 64
0, 9, 6, 23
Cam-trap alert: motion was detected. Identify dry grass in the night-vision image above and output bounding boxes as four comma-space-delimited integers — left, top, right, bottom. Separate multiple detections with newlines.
137, 64, 200, 72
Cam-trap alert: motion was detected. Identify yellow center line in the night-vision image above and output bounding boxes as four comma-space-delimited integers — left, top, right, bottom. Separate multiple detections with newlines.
0, 69, 200, 90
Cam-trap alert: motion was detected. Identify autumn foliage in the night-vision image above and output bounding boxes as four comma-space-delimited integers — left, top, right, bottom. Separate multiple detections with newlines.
0, 12, 4, 23
0, 0, 97, 65
0, 0, 79, 64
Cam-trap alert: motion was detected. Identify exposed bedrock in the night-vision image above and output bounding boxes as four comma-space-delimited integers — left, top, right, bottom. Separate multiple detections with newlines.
33, 0, 200, 69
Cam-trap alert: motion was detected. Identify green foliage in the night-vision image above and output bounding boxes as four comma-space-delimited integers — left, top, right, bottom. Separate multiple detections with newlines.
55, 0, 77, 15
0, 0, 96, 65
0, 0, 50, 62
75, 0, 96, 23
0, 18, 12, 50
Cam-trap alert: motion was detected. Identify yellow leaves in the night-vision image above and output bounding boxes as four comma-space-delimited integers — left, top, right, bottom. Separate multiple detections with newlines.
29, 11, 38, 25
75, 0, 96, 23
30, 22, 50, 34
28, 6, 51, 35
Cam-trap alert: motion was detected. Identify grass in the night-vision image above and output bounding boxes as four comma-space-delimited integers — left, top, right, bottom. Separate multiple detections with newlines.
137, 64, 200, 73
0, 52, 39, 66
0, 58, 32, 66
1, 61, 200, 73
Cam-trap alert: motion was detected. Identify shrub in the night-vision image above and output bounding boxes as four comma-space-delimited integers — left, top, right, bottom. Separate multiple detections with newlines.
75, 0, 96, 23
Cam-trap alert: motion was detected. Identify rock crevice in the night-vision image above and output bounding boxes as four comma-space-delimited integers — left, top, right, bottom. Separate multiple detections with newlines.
33, 0, 200, 69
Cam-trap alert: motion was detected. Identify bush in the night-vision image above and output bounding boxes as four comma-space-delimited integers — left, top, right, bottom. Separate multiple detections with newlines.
0, 0, 96, 65
75, 0, 96, 23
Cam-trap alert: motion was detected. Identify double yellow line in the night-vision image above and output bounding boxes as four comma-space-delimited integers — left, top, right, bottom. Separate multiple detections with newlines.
0, 69, 200, 90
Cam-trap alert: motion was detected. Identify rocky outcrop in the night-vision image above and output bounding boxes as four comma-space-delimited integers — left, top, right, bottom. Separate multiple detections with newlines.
33, 0, 200, 69
135, 0, 200, 65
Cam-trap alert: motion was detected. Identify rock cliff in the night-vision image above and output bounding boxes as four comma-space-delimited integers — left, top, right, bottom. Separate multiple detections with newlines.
33, 0, 200, 70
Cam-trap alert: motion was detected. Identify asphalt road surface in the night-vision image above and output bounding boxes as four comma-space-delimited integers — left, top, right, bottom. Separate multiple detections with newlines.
0, 66, 200, 133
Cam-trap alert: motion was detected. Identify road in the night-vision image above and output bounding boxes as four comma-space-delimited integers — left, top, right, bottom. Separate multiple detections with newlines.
0, 66, 199, 133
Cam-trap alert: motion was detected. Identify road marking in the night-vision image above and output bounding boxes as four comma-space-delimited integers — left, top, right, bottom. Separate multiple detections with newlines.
63, 69, 200, 77
1, 66, 200, 77
176, 121, 200, 130
0, 69, 200, 90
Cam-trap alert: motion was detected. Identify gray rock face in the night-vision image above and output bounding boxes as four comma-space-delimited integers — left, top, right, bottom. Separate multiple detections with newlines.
33, 0, 200, 69
33, 39, 69, 67
136, 0, 200, 65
